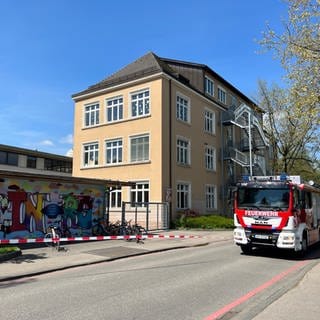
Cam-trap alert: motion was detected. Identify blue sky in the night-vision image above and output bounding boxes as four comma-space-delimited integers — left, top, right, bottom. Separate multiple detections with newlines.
0, 0, 288, 156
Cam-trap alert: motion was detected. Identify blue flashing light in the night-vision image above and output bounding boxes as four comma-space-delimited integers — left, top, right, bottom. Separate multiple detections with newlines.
280, 173, 288, 181
242, 175, 250, 182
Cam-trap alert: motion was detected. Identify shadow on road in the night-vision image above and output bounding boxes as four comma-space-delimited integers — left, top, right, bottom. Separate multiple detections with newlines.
241, 242, 320, 261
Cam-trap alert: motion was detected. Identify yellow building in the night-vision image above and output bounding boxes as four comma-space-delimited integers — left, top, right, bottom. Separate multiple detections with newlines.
72, 52, 268, 223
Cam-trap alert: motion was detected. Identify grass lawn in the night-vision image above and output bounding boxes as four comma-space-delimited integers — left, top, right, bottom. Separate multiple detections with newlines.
175, 214, 234, 229
0, 246, 20, 255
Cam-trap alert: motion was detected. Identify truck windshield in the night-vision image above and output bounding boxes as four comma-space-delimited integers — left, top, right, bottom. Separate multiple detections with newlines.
237, 187, 289, 210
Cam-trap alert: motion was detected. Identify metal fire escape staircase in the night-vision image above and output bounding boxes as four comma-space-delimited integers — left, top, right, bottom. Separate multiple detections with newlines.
222, 103, 268, 176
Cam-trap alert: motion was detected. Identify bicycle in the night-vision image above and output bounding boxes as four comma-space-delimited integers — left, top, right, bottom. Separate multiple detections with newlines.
92, 217, 110, 236
45, 225, 68, 251
106, 220, 123, 236
131, 222, 148, 243
92, 218, 123, 236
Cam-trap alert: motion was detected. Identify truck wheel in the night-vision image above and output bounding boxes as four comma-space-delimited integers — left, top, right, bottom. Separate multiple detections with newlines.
300, 234, 308, 256
240, 245, 253, 255
295, 233, 308, 258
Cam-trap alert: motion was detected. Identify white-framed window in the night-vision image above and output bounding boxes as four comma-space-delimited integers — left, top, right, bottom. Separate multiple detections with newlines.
83, 142, 99, 167
106, 96, 123, 122
177, 182, 191, 209
84, 103, 100, 127
218, 87, 227, 104
109, 186, 122, 208
105, 138, 123, 164
206, 185, 217, 210
130, 134, 149, 162
131, 181, 149, 206
131, 89, 150, 117
177, 137, 190, 165
205, 146, 216, 171
176, 94, 190, 122
204, 109, 216, 134
205, 77, 214, 96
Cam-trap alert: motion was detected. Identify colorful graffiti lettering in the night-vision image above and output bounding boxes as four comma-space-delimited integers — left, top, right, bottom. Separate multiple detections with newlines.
0, 181, 105, 240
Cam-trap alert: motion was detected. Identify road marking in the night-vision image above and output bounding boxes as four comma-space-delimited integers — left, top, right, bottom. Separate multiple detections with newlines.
204, 260, 309, 320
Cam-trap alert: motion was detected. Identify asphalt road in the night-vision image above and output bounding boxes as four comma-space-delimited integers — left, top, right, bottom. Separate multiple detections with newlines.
1, 241, 318, 320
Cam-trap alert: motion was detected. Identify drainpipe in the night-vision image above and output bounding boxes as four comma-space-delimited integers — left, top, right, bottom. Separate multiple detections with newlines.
220, 111, 226, 215
168, 79, 173, 225
105, 186, 110, 224
248, 111, 253, 177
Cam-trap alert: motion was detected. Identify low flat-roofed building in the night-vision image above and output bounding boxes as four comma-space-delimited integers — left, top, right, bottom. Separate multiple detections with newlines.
0, 144, 72, 176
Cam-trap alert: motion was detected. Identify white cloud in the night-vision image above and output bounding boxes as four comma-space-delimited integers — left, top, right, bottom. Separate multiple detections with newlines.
60, 134, 73, 144
66, 148, 73, 157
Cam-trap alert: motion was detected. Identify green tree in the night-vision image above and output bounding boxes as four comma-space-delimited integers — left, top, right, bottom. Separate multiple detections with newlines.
258, 0, 320, 180
260, 0, 320, 110
258, 80, 320, 175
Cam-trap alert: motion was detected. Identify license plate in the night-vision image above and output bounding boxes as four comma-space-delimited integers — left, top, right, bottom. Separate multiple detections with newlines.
254, 234, 269, 239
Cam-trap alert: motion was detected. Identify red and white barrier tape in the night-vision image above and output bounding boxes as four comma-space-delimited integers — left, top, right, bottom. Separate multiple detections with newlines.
0, 234, 203, 244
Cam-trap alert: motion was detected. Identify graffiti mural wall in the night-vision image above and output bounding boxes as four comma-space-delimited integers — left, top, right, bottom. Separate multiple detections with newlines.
0, 177, 106, 240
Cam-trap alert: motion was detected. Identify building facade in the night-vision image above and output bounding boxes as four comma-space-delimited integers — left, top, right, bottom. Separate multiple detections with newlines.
72, 52, 269, 221
0, 144, 72, 176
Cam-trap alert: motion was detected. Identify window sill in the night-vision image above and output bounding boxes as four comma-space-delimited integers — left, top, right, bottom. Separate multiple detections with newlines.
130, 160, 151, 165
204, 130, 216, 136
81, 161, 151, 170
82, 124, 101, 130
176, 118, 191, 126
82, 115, 152, 130
104, 161, 151, 167
130, 114, 151, 120
206, 169, 217, 173
81, 165, 101, 170
177, 163, 191, 168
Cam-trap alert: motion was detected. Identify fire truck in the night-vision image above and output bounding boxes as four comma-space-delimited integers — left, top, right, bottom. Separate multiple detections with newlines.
233, 174, 320, 255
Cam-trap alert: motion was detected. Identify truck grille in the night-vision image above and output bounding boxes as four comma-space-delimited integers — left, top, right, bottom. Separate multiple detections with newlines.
245, 229, 280, 246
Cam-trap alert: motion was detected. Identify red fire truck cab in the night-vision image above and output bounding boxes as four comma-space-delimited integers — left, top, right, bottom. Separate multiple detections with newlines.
233, 175, 320, 255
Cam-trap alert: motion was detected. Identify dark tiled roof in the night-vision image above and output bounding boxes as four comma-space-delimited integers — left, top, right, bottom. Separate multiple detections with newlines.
72, 51, 257, 108
72, 52, 166, 98
72, 52, 199, 99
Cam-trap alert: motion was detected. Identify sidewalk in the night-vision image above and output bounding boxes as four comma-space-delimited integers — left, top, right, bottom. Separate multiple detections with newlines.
252, 261, 320, 320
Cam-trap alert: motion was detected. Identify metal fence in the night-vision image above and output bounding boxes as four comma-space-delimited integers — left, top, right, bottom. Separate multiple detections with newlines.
115, 202, 169, 231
